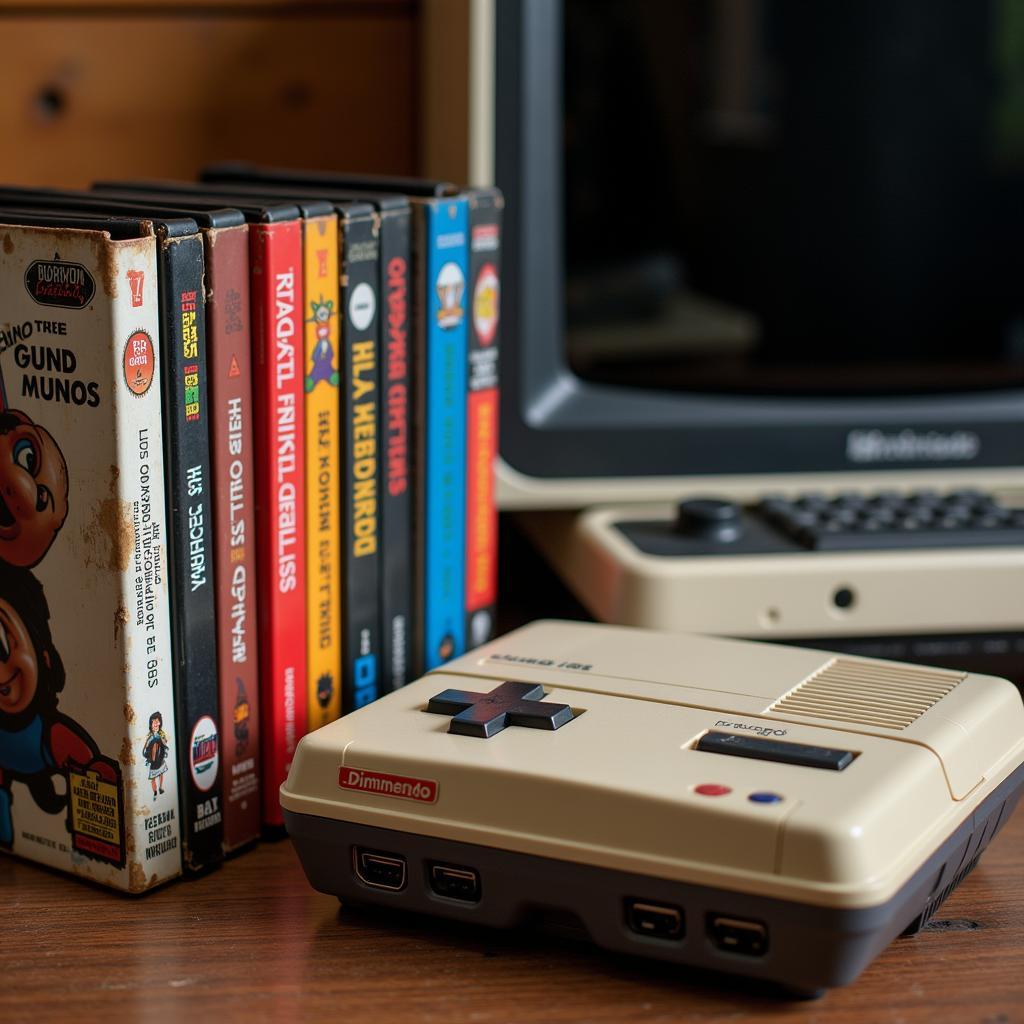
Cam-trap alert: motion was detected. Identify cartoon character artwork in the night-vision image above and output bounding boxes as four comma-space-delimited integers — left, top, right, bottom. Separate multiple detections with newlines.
142, 711, 169, 800
316, 672, 334, 709
304, 296, 338, 392
0, 408, 70, 569
435, 261, 465, 329
0, 562, 120, 856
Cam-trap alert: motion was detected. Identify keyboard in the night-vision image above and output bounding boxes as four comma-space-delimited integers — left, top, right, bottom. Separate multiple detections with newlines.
757, 489, 1024, 551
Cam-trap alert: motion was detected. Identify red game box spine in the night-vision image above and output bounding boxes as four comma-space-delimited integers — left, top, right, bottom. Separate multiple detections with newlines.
249, 220, 307, 828
205, 223, 261, 850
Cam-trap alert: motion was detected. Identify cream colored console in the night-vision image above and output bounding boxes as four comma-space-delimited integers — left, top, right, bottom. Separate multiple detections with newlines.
281, 620, 1024, 995
521, 495, 1024, 640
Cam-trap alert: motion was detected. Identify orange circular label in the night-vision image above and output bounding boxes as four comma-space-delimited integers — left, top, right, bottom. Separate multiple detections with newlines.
473, 263, 500, 346
123, 330, 155, 396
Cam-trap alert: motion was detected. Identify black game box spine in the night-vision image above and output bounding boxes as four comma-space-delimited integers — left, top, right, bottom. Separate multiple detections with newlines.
379, 206, 413, 690
157, 227, 223, 870
341, 210, 382, 711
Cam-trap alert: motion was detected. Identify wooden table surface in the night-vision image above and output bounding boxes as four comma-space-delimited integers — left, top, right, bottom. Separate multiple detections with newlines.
4, 810, 1024, 1024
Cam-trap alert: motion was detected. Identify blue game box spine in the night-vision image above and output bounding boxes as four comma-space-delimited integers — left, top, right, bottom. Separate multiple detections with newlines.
421, 197, 469, 670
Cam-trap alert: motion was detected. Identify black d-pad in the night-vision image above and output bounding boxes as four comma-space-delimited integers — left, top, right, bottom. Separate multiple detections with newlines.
426, 681, 574, 738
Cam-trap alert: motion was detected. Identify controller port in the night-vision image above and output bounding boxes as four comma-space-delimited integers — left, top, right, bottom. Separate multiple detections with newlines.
625, 900, 684, 940
429, 862, 481, 902
707, 914, 768, 956
353, 848, 407, 891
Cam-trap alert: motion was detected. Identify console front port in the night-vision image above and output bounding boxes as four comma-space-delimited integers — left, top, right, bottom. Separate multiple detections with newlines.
707, 914, 768, 956
625, 899, 685, 940
429, 862, 481, 902
353, 848, 407, 891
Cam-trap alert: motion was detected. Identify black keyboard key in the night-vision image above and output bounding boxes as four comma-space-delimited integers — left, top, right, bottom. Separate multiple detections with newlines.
789, 511, 819, 528
830, 507, 859, 526
834, 491, 868, 509
797, 495, 830, 513
942, 501, 972, 515
975, 514, 1005, 529
948, 488, 986, 502
871, 490, 903, 507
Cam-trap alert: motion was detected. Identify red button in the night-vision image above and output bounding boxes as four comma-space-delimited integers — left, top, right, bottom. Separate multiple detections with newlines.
694, 783, 732, 797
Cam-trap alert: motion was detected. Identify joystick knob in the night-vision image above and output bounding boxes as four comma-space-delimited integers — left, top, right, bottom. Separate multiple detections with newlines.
675, 498, 743, 543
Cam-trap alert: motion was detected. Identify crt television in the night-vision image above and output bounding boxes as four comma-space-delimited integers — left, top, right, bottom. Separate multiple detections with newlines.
437, 0, 1024, 508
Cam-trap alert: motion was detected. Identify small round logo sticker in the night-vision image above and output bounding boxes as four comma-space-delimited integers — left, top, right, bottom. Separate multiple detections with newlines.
190, 715, 220, 792
437, 633, 455, 663
435, 262, 465, 329
473, 263, 500, 345
469, 609, 493, 648
123, 330, 155, 396
349, 282, 376, 332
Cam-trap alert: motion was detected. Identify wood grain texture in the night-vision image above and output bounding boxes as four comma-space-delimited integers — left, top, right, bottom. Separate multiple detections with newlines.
0, 2, 410, 9
419, 0, 470, 184
0, 5, 417, 187
3, 809, 1023, 1023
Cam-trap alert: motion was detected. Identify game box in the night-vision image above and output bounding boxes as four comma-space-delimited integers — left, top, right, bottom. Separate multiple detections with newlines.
0, 212, 181, 890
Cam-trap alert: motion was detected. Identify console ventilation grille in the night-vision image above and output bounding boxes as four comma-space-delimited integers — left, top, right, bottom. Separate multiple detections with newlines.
769, 658, 965, 730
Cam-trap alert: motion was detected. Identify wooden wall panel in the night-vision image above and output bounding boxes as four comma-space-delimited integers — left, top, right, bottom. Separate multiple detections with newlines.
0, 2, 418, 187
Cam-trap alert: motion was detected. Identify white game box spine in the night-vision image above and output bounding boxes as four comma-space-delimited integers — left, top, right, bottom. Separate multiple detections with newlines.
113, 237, 181, 888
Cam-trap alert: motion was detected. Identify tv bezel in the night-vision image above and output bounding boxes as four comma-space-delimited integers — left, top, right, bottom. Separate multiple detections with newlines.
493, 0, 1024, 505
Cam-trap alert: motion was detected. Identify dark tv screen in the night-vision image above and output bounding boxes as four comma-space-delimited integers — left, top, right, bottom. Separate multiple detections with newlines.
564, 0, 1024, 396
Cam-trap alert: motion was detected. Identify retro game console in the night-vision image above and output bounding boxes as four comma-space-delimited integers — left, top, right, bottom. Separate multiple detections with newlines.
520, 489, 1024, 666
281, 620, 1024, 995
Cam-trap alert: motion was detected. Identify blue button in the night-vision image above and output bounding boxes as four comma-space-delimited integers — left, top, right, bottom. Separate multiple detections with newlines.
749, 791, 784, 804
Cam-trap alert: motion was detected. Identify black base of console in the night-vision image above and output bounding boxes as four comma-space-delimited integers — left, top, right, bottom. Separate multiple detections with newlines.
284, 760, 1023, 996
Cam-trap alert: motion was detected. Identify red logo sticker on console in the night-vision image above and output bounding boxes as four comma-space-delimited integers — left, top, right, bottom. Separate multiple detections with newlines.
338, 767, 438, 803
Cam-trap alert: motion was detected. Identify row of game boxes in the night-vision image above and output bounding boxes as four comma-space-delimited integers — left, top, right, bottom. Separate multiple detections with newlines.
0, 166, 501, 892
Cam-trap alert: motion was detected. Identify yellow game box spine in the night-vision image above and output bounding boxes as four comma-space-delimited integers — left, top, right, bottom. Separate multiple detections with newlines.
303, 214, 343, 728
